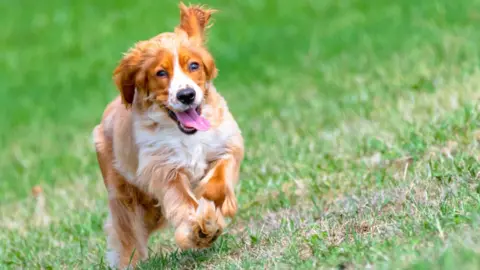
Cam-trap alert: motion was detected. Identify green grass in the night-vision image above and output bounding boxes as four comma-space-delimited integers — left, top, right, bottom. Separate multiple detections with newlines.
1, 0, 480, 269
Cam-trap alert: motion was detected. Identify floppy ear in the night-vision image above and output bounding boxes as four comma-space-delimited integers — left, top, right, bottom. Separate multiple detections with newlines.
200, 50, 218, 80
113, 47, 144, 106
178, 2, 217, 44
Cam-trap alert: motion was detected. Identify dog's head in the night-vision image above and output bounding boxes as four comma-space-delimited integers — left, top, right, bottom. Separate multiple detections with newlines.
113, 2, 217, 134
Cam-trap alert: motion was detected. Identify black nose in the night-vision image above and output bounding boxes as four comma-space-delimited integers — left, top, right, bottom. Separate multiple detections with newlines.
176, 88, 196, 105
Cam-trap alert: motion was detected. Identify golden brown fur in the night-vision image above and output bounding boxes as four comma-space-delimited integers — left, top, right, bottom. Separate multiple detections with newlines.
93, 3, 243, 268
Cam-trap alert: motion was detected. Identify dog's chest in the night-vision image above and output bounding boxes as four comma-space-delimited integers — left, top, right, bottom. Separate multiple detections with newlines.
168, 136, 217, 180
137, 127, 228, 182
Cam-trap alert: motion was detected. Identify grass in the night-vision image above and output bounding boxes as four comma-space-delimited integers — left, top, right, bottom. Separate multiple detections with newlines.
1, 0, 480, 269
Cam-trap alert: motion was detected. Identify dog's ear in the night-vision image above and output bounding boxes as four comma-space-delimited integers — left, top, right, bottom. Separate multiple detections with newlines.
200, 50, 218, 80
113, 46, 145, 106
177, 2, 217, 44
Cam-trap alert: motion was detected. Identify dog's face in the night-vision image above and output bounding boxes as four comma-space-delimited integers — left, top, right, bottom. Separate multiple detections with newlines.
114, 3, 217, 135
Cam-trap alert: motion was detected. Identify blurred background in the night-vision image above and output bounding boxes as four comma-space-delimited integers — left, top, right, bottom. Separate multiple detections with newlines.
1, 0, 479, 268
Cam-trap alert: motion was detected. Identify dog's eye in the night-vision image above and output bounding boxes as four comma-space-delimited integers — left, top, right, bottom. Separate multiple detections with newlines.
156, 70, 168, 77
189, 62, 200, 71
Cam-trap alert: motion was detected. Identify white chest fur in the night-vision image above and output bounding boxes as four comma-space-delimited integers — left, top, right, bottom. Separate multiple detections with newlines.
133, 105, 238, 184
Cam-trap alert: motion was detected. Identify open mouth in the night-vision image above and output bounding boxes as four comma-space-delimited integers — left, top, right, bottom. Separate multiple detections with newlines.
167, 106, 211, 135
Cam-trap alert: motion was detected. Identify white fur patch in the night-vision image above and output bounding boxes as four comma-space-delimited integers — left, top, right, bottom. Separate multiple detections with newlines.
106, 250, 120, 269
91, 125, 101, 151
113, 159, 136, 182
104, 213, 120, 268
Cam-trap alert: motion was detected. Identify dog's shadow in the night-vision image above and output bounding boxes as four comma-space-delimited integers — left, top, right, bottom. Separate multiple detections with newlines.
139, 231, 239, 269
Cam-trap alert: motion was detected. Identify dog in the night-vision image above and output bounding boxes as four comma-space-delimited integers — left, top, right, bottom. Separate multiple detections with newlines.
92, 3, 244, 268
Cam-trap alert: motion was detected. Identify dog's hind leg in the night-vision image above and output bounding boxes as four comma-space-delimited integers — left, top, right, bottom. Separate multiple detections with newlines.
94, 126, 148, 269
104, 185, 149, 269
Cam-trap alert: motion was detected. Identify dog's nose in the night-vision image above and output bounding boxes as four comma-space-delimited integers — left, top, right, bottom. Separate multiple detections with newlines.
176, 88, 196, 105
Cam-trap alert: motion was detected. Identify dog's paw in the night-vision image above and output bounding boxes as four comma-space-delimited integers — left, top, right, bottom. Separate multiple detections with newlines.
175, 198, 225, 249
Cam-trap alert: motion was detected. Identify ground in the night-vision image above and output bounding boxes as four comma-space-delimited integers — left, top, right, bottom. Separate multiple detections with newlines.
1, 0, 479, 269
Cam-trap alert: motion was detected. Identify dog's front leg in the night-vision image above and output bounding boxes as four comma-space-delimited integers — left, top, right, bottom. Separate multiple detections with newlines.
194, 154, 242, 218
139, 165, 225, 249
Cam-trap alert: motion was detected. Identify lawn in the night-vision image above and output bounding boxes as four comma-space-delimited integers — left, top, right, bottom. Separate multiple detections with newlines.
1, 0, 480, 269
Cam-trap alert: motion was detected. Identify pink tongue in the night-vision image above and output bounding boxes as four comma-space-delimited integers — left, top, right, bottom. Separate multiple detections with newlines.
175, 108, 211, 131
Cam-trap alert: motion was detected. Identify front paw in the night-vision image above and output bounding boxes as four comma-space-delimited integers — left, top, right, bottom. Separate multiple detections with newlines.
174, 198, 225, 249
